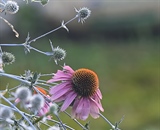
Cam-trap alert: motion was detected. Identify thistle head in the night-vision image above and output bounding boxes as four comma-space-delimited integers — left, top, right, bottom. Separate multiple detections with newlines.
52, 46, 66, 64
75, 7, 91, 23
4, 0, 19, 14
2, 52, 15, 65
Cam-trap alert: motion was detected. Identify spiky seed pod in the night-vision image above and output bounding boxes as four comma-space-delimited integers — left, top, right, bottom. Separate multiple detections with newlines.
2, 52, 15, 65
52, 46, 66, 64
75, 7, 91, 23
4, 0, 19, 14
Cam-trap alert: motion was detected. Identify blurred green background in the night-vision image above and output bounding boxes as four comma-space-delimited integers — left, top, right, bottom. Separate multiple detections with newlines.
0, 0, 159, 130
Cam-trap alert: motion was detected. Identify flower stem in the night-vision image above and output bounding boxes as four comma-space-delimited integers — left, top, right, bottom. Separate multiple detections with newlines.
33, 113, 50, 124
29, 46, 53, 56
0, 72, 31, 85
64, 111, 88, 130
0, 94, 36, 130
28, 15, 78, 44
47, 118, 75, 130
0, 43, 24, 47
99, 113, 120, 130
55, 114, 67, 130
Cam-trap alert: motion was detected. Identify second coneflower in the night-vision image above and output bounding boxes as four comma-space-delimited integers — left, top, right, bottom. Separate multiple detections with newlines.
47, 65, 104, 120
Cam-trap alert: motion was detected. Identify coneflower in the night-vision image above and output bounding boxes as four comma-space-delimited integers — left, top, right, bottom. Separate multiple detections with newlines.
47, 65, 104, 120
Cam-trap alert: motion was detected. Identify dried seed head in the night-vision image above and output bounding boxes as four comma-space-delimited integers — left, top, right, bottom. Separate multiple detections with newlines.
2, 52, 15, 65
4, 0, 19, 14
15, 87, 31, 102
52, 46, 66, 64
0, 107, 13, 119
75, 7, 91, 23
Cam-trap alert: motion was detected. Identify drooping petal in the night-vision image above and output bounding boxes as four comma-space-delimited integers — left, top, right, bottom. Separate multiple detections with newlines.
72, 98, 91, 120
89, 99, 100, 119
96, 89, 102, 99
90, 97, 104, 112
75, 98, 84, 114
71, 98, 80, 119
60, 91, 77, 111
49, 82, 71, 95
92, 92, 104, 112
79, 98, 90, 120
50, 86, 71, 101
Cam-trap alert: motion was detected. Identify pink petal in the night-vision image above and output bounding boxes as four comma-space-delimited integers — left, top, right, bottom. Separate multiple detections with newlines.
47, 72, 71, 83
50, 86, 71, 101
96, 89, 102, 99
60, 91, 77, 111
54, 95, 66, 102
47, 78, 69, 83
72, 98, 91, 120
54, 70, 72, 78
75, 98, 84, 114
47, 66, 74, 83
90, 100, 100, 119
79, 98, 90, 120
63, 66, 74, 74
49, 82, 71, 95
71, 98, 80, 118
90, 97, 104, 112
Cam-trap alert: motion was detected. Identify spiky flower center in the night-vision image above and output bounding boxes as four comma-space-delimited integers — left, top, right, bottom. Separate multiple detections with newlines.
72, 69, 99, 97
53, 47, 66, 61
4, 0, 19, 14
2, 52, 15, 65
